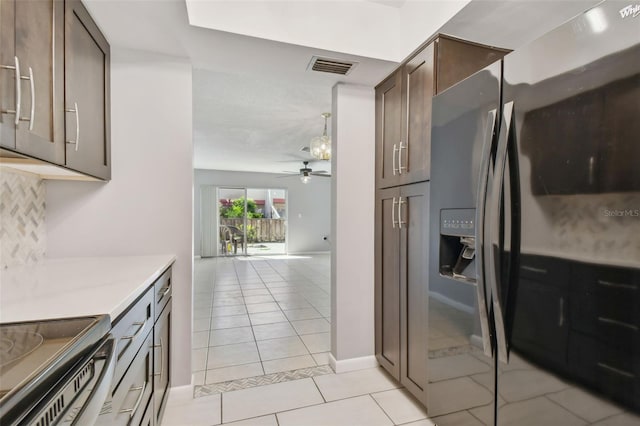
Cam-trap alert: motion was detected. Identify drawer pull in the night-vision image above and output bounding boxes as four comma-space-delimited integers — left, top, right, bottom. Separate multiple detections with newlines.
597, 317, 639, 331
157, 286, 170, 302
521, 265, 547, 274
597, 280, 637, 291
597, 362, 636, 379
119, 382, 147, 418
121, 321, 146, 341
153, 337, 164, 378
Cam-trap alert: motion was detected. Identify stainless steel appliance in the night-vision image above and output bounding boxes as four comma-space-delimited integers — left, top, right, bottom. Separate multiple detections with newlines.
428, 1, 640, 424
0, 316, 114, 425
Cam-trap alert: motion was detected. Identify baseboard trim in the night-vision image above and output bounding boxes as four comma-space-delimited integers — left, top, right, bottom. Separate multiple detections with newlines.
328, 353, 379, 373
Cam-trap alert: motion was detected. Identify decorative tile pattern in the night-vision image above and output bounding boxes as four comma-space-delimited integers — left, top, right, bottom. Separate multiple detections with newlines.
194, 365, 333, 397
0, 170, 46, 268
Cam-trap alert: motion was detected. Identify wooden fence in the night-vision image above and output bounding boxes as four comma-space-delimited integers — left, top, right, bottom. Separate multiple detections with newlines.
220, 218, 286, 243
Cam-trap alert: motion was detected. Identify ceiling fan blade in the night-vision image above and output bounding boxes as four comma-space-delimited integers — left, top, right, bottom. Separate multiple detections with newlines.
310, 172, 331, 177
276, 174, 298, 179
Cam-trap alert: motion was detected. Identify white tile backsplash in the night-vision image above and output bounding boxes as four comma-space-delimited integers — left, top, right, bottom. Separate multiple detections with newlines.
0, 170, 46, 268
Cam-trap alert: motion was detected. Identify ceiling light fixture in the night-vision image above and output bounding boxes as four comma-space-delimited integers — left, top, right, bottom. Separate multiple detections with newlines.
300, 172, 311, 184
309, 112, 331, 161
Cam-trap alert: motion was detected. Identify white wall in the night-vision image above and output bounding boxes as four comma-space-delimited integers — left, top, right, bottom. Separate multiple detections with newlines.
194, 169, 331, 256
331, 84, 376, 364
45, 49, 193, 386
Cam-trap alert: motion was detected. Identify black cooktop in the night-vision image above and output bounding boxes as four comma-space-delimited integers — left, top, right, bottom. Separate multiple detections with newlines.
0, 316, 110, 419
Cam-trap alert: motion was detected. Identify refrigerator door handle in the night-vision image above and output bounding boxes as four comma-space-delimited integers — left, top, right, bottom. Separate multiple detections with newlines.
486, 100, 514, 364
475, 108, 497, 358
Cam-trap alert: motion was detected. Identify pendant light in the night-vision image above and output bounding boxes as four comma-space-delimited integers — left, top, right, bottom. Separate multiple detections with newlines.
309, 113, 331, 160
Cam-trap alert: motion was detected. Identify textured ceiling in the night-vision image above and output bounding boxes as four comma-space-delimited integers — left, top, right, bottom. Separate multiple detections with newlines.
193, 69, 334, 173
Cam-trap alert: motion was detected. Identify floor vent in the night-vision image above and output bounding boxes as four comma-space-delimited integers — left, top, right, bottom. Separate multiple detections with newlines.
308, 56, 357, 75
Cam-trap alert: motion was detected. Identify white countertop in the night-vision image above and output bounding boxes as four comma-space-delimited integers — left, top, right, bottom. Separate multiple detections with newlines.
0, 255, 175, 323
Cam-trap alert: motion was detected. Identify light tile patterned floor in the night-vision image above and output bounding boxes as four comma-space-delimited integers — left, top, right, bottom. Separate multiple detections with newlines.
192, 254, 332, 387
162, 367, 433, 426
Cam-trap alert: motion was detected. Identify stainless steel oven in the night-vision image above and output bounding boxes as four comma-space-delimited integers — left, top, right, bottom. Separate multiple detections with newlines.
0, 316, 115, 425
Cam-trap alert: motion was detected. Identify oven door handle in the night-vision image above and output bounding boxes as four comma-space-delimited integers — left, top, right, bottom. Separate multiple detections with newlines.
73, 336, 117, 425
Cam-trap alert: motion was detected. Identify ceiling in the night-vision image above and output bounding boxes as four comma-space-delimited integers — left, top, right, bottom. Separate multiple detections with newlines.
84, 0, 600, 174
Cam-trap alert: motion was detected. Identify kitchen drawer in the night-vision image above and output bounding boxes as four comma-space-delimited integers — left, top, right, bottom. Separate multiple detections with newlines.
96, 332, 153, 426
111, 286, 154, 389
154, 267, 172, 321
519, 255, 570, 289
570, 263, 639, 337
568, 331, 640, 411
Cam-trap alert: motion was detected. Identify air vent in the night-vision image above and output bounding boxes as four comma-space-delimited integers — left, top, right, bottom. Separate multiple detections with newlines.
308, 56, 357, 75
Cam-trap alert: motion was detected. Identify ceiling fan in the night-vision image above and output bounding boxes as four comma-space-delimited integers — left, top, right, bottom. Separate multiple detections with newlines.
279, 161, 331, 184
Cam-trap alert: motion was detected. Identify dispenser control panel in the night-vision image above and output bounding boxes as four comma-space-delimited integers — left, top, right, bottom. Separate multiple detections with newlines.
440, 208, 476, 237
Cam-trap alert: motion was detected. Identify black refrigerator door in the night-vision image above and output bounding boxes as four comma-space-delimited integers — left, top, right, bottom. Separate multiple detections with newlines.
496, 2, 640, 424
427, 61, 501, 425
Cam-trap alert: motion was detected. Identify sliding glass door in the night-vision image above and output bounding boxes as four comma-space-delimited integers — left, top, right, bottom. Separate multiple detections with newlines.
201, 186, 287, 257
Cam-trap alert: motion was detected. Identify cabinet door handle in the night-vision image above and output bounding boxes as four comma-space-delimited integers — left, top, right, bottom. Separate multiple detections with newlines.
19, 67, 35, 130
157, 286, 171, 303
521, 265, 547, 274
392, 144, 398, 176
558, 297, 564, 327
391, 197, 397, 228
121, 321, 145, 341
120, 381, 147, 418
398, 142, 406, 174
66, 102, 80, 151
398, 197, 406, 229
1, 56, 21, 125
153, 337, 164, 378
597, 279, 637, 291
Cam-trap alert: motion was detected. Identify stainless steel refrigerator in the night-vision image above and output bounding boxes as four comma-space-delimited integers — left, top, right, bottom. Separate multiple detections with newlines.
428, 2, 640, 425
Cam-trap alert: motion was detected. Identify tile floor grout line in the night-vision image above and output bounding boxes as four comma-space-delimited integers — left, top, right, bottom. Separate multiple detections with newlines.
368, 392, 400, 425
220, 391, 224, 426
310, 376, 327, 403
234, 258, 267, 377
542, 393, 593, 424
466, 408, 487, 425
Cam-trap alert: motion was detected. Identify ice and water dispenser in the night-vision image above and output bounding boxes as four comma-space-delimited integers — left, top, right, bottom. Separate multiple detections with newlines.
439, 208, 477, 283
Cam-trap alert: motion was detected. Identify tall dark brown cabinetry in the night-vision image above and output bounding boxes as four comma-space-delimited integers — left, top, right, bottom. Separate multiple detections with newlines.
375, 182, 429, 405
0, 0, 110, 180
374, 34, 508, 408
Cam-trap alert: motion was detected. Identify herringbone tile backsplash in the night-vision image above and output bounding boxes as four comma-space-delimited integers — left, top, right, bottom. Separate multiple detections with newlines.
0, 169, 46, 269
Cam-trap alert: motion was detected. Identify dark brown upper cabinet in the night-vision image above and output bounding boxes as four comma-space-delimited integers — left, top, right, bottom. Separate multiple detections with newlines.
0, 0, 110, 181
0, 0, 65, 164
375, 34, 509, 189
523, 73, 640, 195
65, 0, 110, 180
